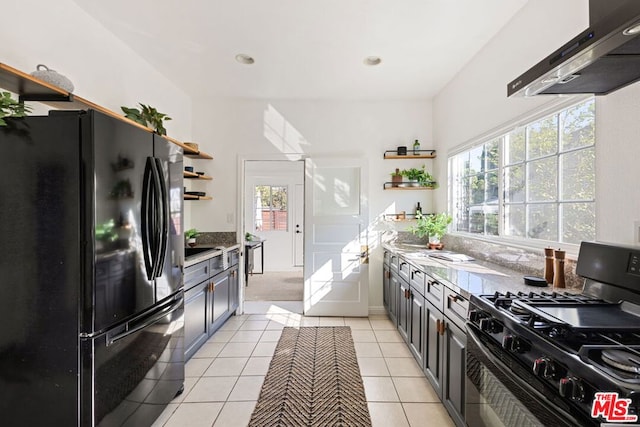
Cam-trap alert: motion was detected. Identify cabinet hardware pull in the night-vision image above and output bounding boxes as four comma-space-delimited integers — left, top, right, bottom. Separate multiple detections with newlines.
385, 271, 391, 279
448, 294, 459, 304
436, 319, 441, 334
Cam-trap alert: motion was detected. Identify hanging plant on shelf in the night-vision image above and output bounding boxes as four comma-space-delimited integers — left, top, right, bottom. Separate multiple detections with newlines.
0, 92, 32, 126
121, 103, 172, 135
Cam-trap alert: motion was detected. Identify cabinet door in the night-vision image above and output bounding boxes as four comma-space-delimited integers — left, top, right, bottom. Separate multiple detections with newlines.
424, 300, 443, 398
229, 266, 239, 313
397, 279, 410, 342
212, 272, 230, 324
383, 265, 390, 310
388, 272, 399, 325
443, 320, 467, 427
184, 280, 209, 361
409, 291, 424, 366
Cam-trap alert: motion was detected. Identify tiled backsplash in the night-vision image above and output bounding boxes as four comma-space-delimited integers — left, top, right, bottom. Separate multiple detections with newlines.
195, 232, 237, 246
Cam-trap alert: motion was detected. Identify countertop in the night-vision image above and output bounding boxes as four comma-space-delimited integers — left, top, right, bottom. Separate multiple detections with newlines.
184, 243, 241, 268
383, 242, 582, 299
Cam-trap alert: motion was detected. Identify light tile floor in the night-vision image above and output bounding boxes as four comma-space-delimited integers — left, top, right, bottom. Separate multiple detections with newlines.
152, 311, 455, 427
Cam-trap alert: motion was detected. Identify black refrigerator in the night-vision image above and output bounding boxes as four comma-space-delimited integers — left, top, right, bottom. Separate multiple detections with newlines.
0, 110, 185, 426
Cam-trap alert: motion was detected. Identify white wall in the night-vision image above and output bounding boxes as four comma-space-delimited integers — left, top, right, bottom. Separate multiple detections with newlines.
190, 98, 433, 309
0, 0, 192, 140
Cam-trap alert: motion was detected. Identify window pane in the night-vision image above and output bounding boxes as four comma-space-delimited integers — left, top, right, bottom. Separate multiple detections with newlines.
504, 204, 525, 237
527, 204, 558, 241
505, 128, 525, 165
528, 157, 557, 202
561, 147, 595, 200
561, 99, 595, 151
468, 146, 484, 174
485, 205, 499, 236
528, 116, 558, 159
562, 203, 595, 244
486, 171, 499, 203
470, 174, 485, 204
504, 165, 525, 203
485, 139, 500, 170
254, 185, 288, 231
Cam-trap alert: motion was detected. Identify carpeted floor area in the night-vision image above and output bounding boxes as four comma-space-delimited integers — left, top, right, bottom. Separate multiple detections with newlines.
249, 326, 372, 427
244, 271, 303, 301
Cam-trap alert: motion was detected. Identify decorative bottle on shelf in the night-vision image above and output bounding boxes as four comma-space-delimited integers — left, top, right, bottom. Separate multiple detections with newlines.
415, 202, 422, 216
553, 249, 566, 289
544, 247, 554, 285
413, 139, 420, 155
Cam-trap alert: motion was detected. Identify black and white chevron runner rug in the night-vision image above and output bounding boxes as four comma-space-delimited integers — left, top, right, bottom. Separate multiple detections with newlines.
249, 326, 372, 427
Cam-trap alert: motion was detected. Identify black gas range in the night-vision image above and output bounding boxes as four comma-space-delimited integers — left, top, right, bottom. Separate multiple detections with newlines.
466, 242, 640, 427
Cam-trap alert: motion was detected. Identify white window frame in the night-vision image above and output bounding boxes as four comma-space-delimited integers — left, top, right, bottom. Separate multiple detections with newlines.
447, 96, 595, 256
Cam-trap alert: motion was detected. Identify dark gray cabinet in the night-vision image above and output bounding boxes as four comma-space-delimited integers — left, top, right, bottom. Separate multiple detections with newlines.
424, 298, 444, 397
382, 249, 468, 427
443, 320, 466, 427
184, 248, 241, 361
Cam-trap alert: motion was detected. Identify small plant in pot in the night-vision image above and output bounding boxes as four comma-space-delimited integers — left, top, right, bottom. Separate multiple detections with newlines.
409, 212, 453, 249
185, 228, 199, 247
121, 103, 172, 135
401, 165, 435, 187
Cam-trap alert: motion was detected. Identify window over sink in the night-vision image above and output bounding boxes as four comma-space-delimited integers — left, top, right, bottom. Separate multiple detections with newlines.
448, 97, 595, 246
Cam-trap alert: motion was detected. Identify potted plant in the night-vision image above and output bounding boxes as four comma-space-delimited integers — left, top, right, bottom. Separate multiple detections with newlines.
0, 91, 31, 126
390, 168, 403, 187
185, 228, 199, 247
409, 212, 453, 249
402, 167, 422, 186
402, 165, 435, 187
121, 103, 172, 135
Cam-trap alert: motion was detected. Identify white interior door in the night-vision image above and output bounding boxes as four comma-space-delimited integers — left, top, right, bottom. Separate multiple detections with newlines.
303, 157, 368, 317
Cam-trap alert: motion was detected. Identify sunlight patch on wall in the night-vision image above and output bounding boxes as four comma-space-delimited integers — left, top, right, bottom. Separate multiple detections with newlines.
263, 104, 308, 159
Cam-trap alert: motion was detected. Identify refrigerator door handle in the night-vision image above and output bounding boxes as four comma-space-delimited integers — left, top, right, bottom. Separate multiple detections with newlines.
106, 295, 183, 346
141, 157, 155, 280
153, 157, 169, 279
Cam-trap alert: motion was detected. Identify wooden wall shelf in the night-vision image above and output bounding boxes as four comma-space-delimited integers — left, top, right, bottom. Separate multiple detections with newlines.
184, 195, 213, 200
0, 62, 211, 158
183, 171, 213, 180
383, 182, 437, 190
384, 149, 436, 159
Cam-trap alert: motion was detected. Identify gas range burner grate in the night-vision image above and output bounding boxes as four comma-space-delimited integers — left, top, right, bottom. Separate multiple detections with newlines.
601, 349, 640, 374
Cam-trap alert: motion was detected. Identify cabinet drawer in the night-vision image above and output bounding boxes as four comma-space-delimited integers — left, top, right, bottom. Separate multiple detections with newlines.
410, 266, 426, 297
228, 249, 240, 267
424, 274, 444, 312
185, 260, 209, 290
209, 255, 224, 277
389, 253, 399, 272
444, 289, 468, 330
398, 258, 411, 281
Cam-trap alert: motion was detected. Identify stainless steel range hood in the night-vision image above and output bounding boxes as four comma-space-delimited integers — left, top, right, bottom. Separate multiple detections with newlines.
508, 0, 640, 97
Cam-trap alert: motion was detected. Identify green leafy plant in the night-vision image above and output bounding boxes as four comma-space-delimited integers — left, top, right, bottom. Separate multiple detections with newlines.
121, 103, 172, 135
401, 165, 436, 186
185, 228, 199, 239
409, 212, 452, 240
0, 92, 32, 126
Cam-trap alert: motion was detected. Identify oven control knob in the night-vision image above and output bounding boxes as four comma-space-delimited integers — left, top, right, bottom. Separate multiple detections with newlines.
533, 357, 557, 379
479, 318, 492, 332
510, 337, 527, 353
502, 335, 513, 350
468, 310, 481, 323
559, 377, 585, 402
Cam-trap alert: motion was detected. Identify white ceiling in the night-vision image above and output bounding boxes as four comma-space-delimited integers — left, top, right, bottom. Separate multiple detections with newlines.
74, 0, 528, 100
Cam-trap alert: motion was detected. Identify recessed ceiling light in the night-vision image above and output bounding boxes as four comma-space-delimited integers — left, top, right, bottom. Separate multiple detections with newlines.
363, 56, 382, 66
235, 54, 255, 65
623, 22, 640, 36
